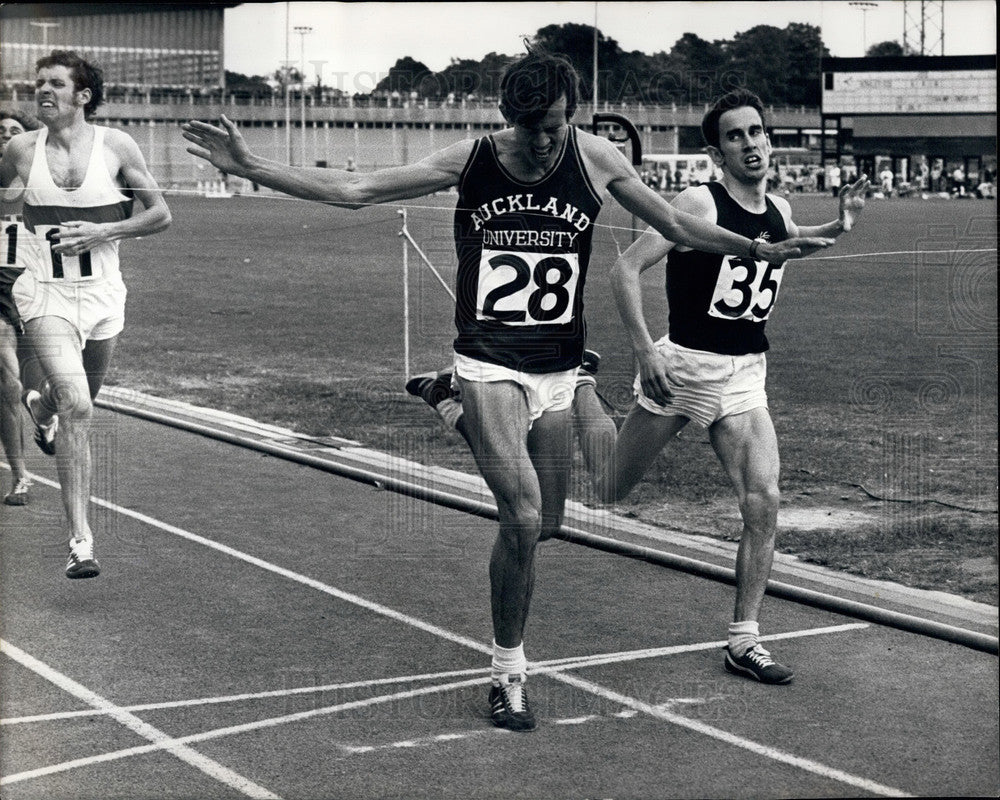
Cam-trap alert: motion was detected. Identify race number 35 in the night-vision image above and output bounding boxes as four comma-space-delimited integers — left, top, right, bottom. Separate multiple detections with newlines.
708, 256, 784, 321
476, 249, 580, 326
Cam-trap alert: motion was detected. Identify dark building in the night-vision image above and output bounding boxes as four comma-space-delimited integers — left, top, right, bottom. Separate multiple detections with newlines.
0, 3, 241, 89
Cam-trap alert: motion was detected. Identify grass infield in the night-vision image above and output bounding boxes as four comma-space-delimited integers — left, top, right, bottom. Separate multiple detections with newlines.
110, 190, 997, 603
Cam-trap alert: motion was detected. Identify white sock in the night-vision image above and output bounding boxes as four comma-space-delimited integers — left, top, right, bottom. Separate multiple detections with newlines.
728, 621, 759, 657
491, 641, 526, 684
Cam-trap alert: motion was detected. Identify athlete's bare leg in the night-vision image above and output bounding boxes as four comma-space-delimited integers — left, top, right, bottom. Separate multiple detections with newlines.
21, 316, 118, 540
457, 377, 572, 647
574, 384, 689, 504
708, 407, 780, 624
0, 323, 27, 490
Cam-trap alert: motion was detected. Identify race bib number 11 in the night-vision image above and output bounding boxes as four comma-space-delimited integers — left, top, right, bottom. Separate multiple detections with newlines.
476, 248, 580, 326
708, 255, 784, 321
0, 221, 99, 281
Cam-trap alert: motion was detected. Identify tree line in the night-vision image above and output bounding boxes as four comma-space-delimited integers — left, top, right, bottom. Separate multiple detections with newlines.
227, 22, 904, 108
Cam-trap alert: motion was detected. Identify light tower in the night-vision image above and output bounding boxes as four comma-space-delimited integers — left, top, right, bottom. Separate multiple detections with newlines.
849, 2, 878, 55
904, 0, 944, 56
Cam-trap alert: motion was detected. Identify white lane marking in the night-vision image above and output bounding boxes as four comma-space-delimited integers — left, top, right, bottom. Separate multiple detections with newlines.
529, 624, 870, 676
2, 665, 493, 725
5, 474, 906, 797
2, 624, 868, 725
554, 670, 914, 798
0, 640, 281, 799
0, 676, 488, 786
15, 471, 491, 656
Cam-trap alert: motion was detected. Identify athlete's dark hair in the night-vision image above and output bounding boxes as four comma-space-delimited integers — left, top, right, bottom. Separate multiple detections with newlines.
701, 90, 767, 149
0, 108, 39, 132
499, 51, 579, 126
35, 50, 104, 118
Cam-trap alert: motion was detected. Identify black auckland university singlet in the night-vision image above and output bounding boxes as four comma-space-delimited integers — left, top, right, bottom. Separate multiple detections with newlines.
666, 181, 788, 355
453, 126, 603, 373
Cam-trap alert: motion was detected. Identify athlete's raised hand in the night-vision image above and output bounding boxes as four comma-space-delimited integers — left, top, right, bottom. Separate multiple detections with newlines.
757, 236, 835, 263
182, 115, 254, 176
838, 174, 870, 231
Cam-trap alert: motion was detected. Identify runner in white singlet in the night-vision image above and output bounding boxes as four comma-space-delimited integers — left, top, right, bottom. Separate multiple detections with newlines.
0, 50, 171, 578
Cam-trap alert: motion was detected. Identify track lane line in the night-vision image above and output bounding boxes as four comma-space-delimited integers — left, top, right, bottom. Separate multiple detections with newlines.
0, 640, 281, 799
6, 473, 909, 796
3, 624, 868, 725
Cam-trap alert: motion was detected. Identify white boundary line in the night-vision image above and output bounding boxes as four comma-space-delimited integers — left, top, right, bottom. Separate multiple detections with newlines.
4, 474, 910, 797
3, 624, 868, 726
0, 640, 281, 799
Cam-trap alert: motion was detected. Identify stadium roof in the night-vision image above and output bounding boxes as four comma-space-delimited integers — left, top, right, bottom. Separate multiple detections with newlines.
0, 3, 242, 19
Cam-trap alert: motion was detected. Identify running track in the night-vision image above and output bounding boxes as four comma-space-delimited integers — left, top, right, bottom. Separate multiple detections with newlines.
1, 397, 997, 799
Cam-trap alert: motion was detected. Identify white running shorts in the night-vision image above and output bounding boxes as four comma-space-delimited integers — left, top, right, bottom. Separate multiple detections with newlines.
634, 335, 768, 427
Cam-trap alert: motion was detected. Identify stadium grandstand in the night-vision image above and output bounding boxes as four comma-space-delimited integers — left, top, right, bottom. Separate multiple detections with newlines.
2, 4, 993, 195
0, 3, 238, 90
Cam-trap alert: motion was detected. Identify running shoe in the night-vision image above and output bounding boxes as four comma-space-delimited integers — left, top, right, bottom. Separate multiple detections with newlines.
581, 349, 601, 376
577, 349, 601, 389
724, 643, 793, 684
405, 370, 455, 408
3, 476, 31, 506
66, 537, 100, 580
21, 389, 57, 456
489, 674, 536, 732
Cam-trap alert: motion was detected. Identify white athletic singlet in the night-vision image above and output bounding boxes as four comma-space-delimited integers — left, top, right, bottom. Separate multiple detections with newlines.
21, 125, 132, 283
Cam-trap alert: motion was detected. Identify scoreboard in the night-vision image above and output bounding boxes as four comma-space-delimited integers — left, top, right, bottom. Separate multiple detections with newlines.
823, 68, 995, 115
821, 55, 996, 115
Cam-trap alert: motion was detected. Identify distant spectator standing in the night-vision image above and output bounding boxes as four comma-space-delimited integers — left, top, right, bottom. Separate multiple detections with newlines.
951, 165, 966, 197
879, 166, 894, 197
827, 163, 841, 197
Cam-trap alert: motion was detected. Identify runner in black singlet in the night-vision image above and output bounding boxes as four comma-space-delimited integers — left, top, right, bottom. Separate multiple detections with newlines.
183, 55, 834, 731
574, 90, 870, 685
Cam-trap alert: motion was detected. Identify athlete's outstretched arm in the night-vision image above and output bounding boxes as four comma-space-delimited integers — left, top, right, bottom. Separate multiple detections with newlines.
791, 175, 871, 237
578, 135, 833, 263
182, 115, 469, 208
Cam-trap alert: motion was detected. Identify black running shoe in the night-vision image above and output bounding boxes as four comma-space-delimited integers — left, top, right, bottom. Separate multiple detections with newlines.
580, 349, 601, 376
724, 644, 793, 684
405, 370, 455, 407
489, 676, 536, 732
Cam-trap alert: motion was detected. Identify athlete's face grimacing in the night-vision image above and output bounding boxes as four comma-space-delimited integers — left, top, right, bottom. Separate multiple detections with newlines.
512, 95, 569, 170
35, 65, 87, 123
0, 118, 26, 154
714, 106, 770, 184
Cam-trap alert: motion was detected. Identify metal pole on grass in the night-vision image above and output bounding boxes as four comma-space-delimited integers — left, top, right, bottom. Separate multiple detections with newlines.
284, 3, 291, 164
398, 209, 411, 380
295, 25, 312, 166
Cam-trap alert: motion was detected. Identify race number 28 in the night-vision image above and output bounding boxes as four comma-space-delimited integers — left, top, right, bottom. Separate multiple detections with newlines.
476, 249, 580, 326
708, 256, 784, 321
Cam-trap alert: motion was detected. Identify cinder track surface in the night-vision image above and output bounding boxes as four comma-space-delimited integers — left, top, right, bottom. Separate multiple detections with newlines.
2, 402, 997, 799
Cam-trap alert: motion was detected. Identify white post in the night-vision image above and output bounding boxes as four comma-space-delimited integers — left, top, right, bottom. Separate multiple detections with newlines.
398, 209, 411, 381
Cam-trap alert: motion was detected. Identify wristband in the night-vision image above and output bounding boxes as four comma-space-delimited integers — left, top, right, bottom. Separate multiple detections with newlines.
749, 238, 765, 259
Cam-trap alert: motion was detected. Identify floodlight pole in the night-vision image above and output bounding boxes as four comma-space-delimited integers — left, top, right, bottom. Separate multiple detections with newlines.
295, 25, 312, 167
284, 3, 291, 164
592, 3, 599, 110
849, 1, 879, 55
